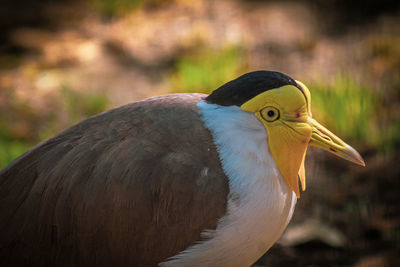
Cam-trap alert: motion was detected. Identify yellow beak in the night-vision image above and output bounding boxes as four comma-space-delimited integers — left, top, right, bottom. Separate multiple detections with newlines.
308, 118, 365, 166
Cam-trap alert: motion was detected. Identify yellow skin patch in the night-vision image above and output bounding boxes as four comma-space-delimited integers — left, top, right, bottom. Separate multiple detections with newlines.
241, 82, 365, 198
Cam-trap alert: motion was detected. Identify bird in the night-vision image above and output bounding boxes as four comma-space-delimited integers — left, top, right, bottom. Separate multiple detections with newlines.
0, 70, 365, 267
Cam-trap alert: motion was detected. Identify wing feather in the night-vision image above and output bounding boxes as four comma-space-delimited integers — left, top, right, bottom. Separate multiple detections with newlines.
0, 94, 229, 267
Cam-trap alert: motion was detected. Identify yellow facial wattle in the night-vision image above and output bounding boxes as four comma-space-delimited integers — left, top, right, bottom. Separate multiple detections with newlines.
241, 82, 365, 198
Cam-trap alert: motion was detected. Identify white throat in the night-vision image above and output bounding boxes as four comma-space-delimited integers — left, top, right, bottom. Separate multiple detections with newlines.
160, 100, 296, 267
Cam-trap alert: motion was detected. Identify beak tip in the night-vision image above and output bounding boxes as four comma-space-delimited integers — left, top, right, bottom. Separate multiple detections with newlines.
346, 144, 366, 167
359, 158, 366, 167
357, 158, 366, 167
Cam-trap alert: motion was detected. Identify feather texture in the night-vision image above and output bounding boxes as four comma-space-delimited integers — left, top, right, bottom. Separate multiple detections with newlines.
0, 94, 229, 267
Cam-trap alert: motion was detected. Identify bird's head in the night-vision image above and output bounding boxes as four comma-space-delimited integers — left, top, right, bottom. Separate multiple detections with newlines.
206, 71, 365, 198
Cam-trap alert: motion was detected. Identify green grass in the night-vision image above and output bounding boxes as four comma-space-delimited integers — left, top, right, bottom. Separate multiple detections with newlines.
309, 75, 378, 145
90, 0, 169, 17
308, 74, 399, 154
170, 46, 248, 94
0, 140, 32, 169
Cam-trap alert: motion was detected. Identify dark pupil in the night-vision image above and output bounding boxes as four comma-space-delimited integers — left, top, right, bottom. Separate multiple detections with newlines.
267, 110, 275, 117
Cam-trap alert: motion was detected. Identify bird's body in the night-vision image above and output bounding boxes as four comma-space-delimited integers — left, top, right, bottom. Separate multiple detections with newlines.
1, 94, 229, 266
0, 71, 364, 266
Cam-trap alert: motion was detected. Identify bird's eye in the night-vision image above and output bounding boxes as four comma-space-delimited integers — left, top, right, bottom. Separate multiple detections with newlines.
261, 106, 280, 122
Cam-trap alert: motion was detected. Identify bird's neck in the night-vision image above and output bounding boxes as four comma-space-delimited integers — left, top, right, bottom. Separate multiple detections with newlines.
161, 100, 296, 266
198, 100, 278, 189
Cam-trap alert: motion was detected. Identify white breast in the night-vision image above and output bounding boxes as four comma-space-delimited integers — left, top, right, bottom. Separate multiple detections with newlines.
160, 101, 296, 267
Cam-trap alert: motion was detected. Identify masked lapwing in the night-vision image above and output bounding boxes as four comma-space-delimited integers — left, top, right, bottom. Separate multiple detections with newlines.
0, 71, 365, 267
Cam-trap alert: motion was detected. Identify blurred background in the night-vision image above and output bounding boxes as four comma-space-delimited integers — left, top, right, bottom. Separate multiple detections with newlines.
0, 0, 399, 266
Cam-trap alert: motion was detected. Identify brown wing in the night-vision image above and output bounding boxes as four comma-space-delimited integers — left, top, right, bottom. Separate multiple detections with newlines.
0, 94, 229, 267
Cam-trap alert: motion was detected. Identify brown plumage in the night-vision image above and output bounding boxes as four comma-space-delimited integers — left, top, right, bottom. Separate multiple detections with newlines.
0, 94, 229, 267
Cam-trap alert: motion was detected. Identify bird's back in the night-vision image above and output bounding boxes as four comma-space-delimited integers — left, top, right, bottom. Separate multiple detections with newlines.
0, 93, 229, 267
